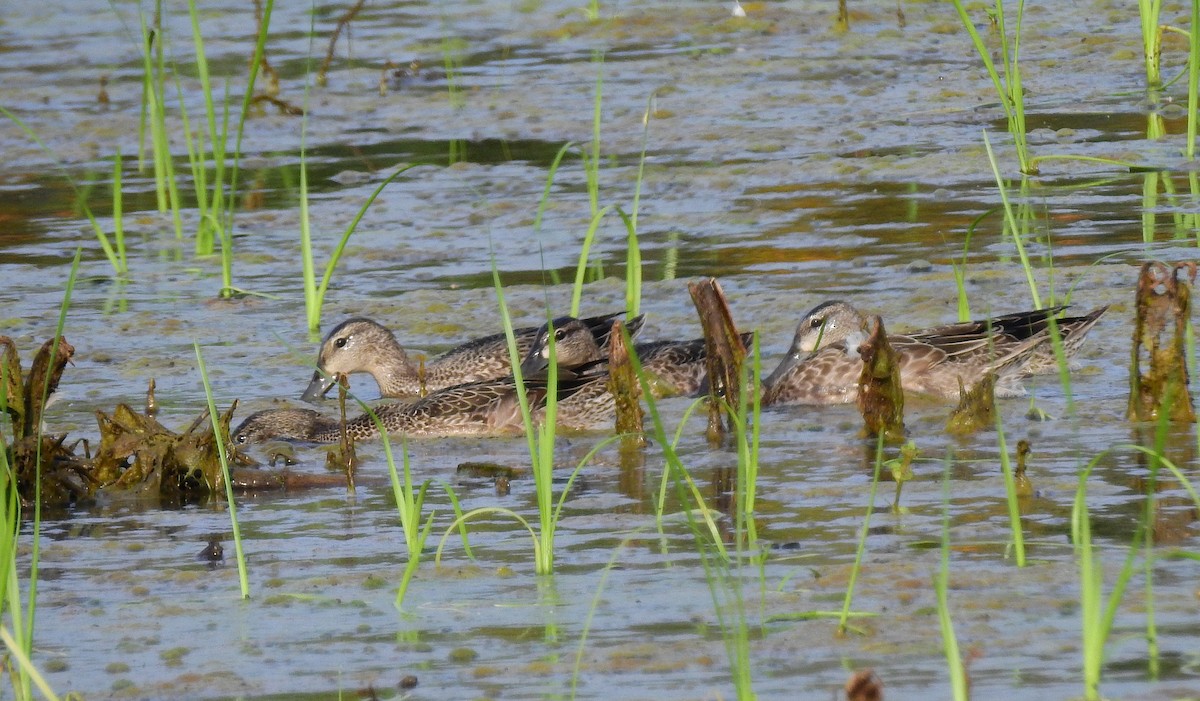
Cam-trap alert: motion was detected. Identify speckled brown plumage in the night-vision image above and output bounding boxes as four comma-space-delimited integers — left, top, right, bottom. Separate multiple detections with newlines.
761, 300, 1107, 406
518, 316, 754, 397
238, 370, 613, 444
300, 312, 625, 401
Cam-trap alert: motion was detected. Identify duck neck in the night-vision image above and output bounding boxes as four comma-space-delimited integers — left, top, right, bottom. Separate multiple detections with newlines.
372, 338, 425, 397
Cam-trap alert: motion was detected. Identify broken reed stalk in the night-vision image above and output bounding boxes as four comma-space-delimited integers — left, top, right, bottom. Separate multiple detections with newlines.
1128, 261, 1196, 422
328, 373, 357, 489
317, 0, 366, 86
945, 373, 997, 435
606, 320, 646, 445
855, 316, 906, 442
688, 278, 747, 442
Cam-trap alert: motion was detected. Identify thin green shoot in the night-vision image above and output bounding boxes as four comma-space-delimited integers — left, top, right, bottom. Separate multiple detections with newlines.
0, 446, 35, 701
25, 250, 82, 652
1069, 445, 1180, 701
570, 204, 616, 316
982, 130, 1041, 309
303, 164, 425, 335
533, 142, 576, 233
837, 433, 884, 636
0, 627, 60, 701
949, 0, 1033, 174
994, 400, 1026, 567
951, 209, 989, 321
136, 3, 184, 240
186, 0, 225, 258
936, 453, 969, 701
1027, 154, 1145, 171
379, 427, 436, 610
1188, 0, 1199, 159
433, 435, 626, 571
329, 387, 474, 608
582, 50, 605, 218
653, 396, 710, 537
194, 343, 250, 599
627, 338, 728, 561
616, 208, 642, 319
1139, 0, 1164, 90
111, 148, 127, 275
1, 250, 82, 700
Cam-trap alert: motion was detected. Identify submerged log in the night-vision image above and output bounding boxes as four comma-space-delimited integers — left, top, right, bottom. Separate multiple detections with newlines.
856, 316, 906, 443
1128, 261, 1196, 422
688, 278, 748, 442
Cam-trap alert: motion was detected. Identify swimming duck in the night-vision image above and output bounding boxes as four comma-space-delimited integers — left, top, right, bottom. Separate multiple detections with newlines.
299, 312, 628, 402
518, 316, 756, 397
237, 369, 612, 444
761, 300, 1107, 406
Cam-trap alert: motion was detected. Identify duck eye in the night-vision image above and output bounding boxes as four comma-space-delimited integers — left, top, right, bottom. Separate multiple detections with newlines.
554, 328, 567, 341
335, 336, 349, 349
235, 434, 247, 444
809, 317, 824, 329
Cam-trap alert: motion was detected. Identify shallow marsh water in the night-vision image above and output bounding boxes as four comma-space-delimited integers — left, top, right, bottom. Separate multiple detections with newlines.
2, 0, 1200, 699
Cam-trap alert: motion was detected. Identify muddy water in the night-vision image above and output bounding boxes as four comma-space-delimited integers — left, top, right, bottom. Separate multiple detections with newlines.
2, 0, 1199, 698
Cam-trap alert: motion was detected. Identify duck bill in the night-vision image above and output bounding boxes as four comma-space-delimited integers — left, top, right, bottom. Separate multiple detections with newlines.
519, 352, 550, 379
300, 371, 335, 403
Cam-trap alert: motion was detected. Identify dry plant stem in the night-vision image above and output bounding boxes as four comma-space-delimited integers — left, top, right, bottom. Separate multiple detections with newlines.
251, 0, 280, 97
856, 317, 905, 442
318, 0, 366, 86
688, 278, 747, 442
606, 321, 645, 442
1128, 261, 1196, 422
145, 378, 158, 417
23, 339, 74, 441
329, 373, 357, 489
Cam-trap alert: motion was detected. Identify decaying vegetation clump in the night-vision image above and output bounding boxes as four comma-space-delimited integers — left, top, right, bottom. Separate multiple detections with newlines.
1, 336, 339, 510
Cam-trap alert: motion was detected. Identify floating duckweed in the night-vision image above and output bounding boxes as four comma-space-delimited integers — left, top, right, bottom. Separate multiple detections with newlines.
159, 646, 190, 665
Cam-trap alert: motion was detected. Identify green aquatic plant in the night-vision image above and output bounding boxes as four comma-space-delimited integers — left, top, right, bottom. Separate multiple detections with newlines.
0, 252, 80, 700
109, 150, 128, 276
994, 403, 1026, 567
1139, 0, 1164, 90
181, 0, 275, 296
837, 434, 884, 636
982, 131, 1042, 309
950, 0, 1034, 174
137, 2, 184, 241
194, 343, 249, 599
378, 425, 439, 609
935, 454, 969, 701
301, 164, 425, 336
1072, 450, 1133, 701
433, 268, 596, 575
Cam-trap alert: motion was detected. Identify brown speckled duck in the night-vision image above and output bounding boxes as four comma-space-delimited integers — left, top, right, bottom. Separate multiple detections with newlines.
238, 368, 612, 444
518, 316, 755, 397
761, 300, 1107, 406
299, 312, 628, 402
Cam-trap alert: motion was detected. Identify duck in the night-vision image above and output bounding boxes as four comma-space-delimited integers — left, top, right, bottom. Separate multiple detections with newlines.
761, 300, 1107, 406
237, 369, 613, 444
299, 312, 629, 402
518, 316, 757, 397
